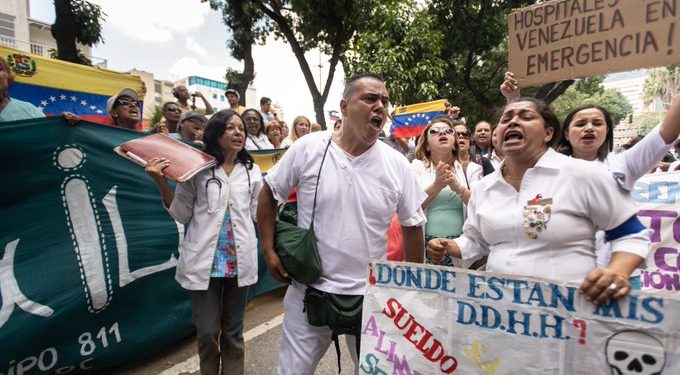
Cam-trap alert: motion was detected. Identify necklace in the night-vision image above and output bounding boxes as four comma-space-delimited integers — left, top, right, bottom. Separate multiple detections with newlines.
502, 166, 523, 181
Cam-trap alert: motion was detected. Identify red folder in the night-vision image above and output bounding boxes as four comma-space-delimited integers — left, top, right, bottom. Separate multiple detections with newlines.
115, 134, 216, 183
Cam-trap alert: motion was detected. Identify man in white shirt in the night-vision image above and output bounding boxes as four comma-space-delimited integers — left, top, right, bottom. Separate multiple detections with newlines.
257, 73, 426, 375
258, 96, 277, 124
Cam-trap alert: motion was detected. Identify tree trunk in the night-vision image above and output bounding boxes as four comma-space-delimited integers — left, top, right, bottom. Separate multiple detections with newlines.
228, 0, 255, 106
51, 0, 80, 64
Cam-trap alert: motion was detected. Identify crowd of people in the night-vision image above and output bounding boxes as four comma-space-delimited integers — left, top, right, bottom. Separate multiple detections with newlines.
5, 51, 680, 374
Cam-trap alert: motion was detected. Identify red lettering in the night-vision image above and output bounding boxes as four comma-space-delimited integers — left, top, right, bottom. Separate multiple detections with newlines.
382, 298, 401, 318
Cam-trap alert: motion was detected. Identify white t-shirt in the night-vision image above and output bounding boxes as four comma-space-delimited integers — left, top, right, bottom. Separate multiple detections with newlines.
455, 149, 649, 283
266, 132, 427, 294
245, 133, 274, 150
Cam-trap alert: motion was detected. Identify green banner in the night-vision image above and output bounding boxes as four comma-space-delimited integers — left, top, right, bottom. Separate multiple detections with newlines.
0, 118, 281, 374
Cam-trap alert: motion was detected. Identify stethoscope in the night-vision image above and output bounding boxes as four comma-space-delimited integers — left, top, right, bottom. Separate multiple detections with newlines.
205, 165, 251, 215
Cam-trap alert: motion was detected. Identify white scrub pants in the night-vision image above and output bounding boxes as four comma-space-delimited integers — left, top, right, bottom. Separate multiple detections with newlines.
276, 281, 359, 375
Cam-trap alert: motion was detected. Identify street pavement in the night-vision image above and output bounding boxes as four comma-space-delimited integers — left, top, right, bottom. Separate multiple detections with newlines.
109, 287, 355, 375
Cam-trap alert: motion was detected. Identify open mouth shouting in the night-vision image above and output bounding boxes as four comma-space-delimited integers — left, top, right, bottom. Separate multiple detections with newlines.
503, 129, 524, 144
369, 115, 384, 132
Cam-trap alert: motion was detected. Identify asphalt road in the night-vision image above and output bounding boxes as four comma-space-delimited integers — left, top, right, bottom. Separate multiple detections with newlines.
108, 287, 356, 375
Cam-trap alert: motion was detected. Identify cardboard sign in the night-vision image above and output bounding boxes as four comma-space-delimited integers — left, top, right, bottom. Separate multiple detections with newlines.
633, 171, 680, 292
361, 260, 680, 374
508, 0, 680, 87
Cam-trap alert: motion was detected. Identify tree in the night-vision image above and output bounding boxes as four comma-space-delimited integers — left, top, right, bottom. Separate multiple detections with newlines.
551, 80, 633, 125
208, 0, 372, 128
643, 64, 680, 110
343, 0, 578, 126
205, 0, 267, 105
342, 1, 447, 105
51, 0, 105, 65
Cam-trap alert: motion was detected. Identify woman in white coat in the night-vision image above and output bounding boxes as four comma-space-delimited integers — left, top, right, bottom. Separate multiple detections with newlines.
145, 109, 263, 375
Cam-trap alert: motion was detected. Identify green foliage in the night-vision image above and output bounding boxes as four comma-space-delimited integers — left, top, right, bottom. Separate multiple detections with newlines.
342, 1, 446, 105
551, 82, 633, 125
70, 0, 106, 46
643, 64, 680, 109
47, 47, 92, 66
150, 105, 164, 126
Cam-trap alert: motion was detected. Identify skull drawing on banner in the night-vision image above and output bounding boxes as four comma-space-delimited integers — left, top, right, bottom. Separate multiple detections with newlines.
605, 330, 665, 375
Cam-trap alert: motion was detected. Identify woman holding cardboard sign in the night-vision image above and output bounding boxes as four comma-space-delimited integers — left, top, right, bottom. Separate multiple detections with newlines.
145, 110, 263, 375
427, 98, 649, 305
503, 71, 680, 276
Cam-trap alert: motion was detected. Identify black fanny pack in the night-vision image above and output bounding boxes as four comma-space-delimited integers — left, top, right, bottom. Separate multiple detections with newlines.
304, 286, 363, 373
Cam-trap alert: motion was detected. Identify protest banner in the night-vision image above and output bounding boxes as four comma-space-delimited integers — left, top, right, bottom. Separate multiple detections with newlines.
634, 171, 680, 292
361, 260, 680, 374
0, 118, 281, 374
508, 0, 680, 87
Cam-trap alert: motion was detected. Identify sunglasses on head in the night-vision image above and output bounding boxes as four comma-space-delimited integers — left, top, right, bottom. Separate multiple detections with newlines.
115, 98, 141, 108
428, 127, 455, 136
456, 131, 471, 139
165, 107, 181, 113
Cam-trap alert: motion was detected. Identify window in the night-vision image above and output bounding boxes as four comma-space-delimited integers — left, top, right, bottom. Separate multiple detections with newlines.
212, 93, 217, 99
30, 43, 44, 56
0, 13, 15, 38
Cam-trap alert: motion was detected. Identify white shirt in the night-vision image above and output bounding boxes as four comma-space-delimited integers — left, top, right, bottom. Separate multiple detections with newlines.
489, 150, 503, 171
592, 124, 671, 267
604, 124, 672, 191
280, 136, 293, 148
266, 132, 427, 294
245, 133, 274, 150
167, 163, 263, 290
455, 149, 649, 283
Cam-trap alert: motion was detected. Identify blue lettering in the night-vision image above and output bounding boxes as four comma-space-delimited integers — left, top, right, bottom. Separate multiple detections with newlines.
393, 265, 405, 286
648, 181, 680, 203
539, 314, 565, 339
440, 270, 457, 293
526, 283, 548, 307
507, 279, 529, 305
549, 284, 576, 312
641, 297, 664, 323
405, 267, 422, 288
467, 274, 486, 299
486, 277, 504, 301
377, 264, 392, 284
593, 299, 623, 319
424, 268, 441, 290
480, 305, 502, 329
456, 301, 477, 325
506, 310, 532, 336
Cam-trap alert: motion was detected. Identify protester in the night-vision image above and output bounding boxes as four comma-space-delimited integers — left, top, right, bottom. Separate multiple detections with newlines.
107, 88, 141, 130
225, 89, 246, 115
177, 111, 207, 145
153, 102, 182, 134
258, 96, 276, 123
144, 109, 262, 375
280, 121, 290, 139
333, 119, 342, 131
280, 115, 310, 147
668, 139, 680, 171
257, 72, 426, 375
0, 56, 45, 122
173, 84, 214, 115
310, 122, 322, 132
266, 120, 284, 149
488, 126, 504, 170
451, 119, 494, 176
411, 116, 484, 269
470, 120, 492, 158
428, 98, 650, 304
243, 108, 274, 150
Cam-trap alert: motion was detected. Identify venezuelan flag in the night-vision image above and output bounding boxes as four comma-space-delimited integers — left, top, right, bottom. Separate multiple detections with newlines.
1, 45, 144, 126
390, 99, 447, 138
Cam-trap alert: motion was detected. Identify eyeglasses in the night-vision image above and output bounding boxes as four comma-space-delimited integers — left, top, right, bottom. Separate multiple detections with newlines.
428, 127, 455, 136
456, 131, 471, 139
165, 107, 181, 113
115, 98, 141, 108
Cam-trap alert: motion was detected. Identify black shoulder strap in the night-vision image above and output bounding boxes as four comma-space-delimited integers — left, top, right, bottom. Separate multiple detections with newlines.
310, 137, 333, 230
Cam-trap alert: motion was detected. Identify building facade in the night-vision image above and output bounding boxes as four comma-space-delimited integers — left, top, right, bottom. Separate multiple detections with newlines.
1, 0, 103, 66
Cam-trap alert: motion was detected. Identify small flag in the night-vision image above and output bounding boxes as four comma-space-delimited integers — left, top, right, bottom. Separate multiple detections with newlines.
390, 99, 447, 138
